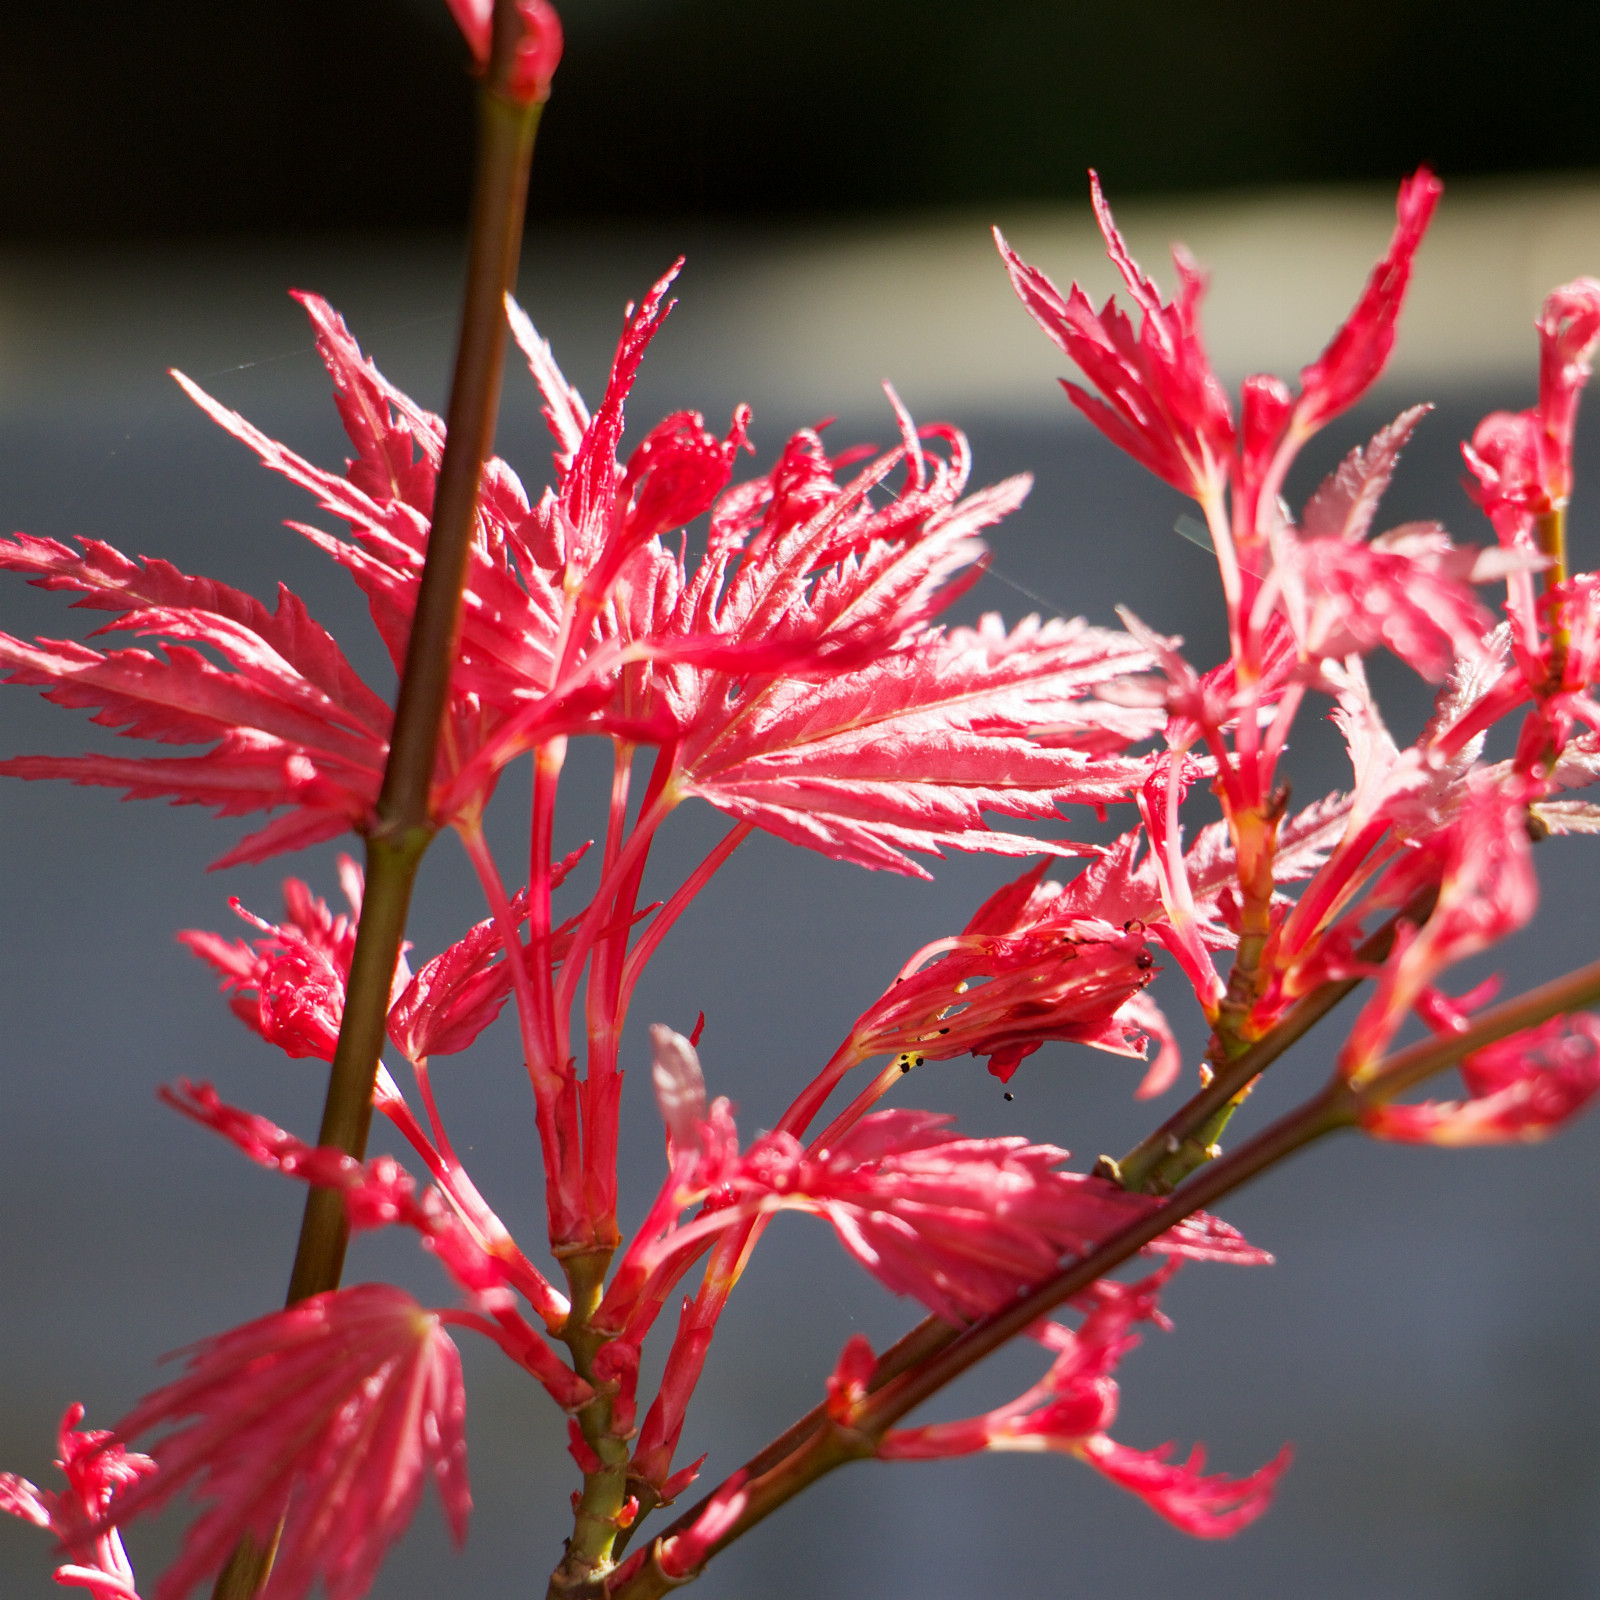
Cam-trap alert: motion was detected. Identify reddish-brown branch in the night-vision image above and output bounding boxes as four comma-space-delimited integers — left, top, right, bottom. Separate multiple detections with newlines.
609, 951, 1600, 1598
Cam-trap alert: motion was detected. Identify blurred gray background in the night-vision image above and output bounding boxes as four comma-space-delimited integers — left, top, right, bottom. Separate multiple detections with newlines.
5, 5, 1600, 1595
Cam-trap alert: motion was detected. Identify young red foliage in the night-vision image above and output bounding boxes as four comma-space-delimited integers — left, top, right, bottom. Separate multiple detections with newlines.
1341, 779, 1539, 1079
998, 170, 1440, 513
99, 1285, 468, 1600
667, 614, 1159, 876
995, 183, 1235, 502
1363, 1011, 1600, 1144
180, 850, 585, 1065
876, 1267, 1289, 1537
0, 1405, 155, 1600
442, 0, 563, 103
1466, 277, 1600, 530
604, 1098, 1267, 1335
845, 858, 1176, 1091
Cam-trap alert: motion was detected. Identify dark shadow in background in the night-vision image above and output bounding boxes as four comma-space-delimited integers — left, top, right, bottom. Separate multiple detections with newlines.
2, 0, 1598, 238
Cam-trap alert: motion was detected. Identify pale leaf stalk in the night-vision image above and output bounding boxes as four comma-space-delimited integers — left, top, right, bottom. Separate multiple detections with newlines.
776, 1039, 875, 1140
375, 1070, 569, 1328
585, 739, 637, 1067
528, 738, 570, 1085
1259, 678, 1305, 780
461, 817, 585, 1243
585, 743, 671, 1085
551, 780, 679, 1060
1199, 481, 1244, 657
563, 748, 678, 1240
809, 1056, 915, 1153
616, 821, 754, 1019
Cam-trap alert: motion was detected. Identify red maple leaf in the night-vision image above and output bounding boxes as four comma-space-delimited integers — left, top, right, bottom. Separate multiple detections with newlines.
101, 1286, 469, 1600
876, 1267, 1290, 1538
670, 613, 1158, 876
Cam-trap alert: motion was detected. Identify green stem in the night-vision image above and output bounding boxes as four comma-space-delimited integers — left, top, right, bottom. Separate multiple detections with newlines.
209, 6, 544, 1597
283, 829, 429, 1305
550, 1250, 632, 1598
1537, 505, 1569, 589
1113, 883, 1438, 1194
1537, 505, 1570, 683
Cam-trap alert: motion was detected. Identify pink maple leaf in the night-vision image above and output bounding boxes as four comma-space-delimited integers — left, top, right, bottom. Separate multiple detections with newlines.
1301, 406, 1431, 543
998, 169, 1439, 511
0, 1405, 155, 1600
1278, 522, 1499, 683
522, 265, 713, 597
170, 296, 589, 770
385, 894, 536, 1061
801, 779, 1354, 1120
4, 276, 1139, 880
1259, 650, 1508, 1010
1269, 405, 1508, 682
1536, 278, 1600, 503
1466, 277, 1600, 537
503, 290, 1090, 793
100, 1285, 469, 1600
602, 1103, 1268, 1334
1291, 169, 1442, 434
1465, 406, 1547, 544
0, 283, 756, 861
178, 864, 362, 1062
0, 533, 391, 869
1001, 170, 1446, 708
0, 293, 572, 865
669, 612, 1158, 877
605, 400, 1025, 695
599, 1029, 1266, 1515
181, 852, 581, 1064
1363, 1011, 1600, 1145
1426, 572, 1600, 778
843, 858, 1175, 1093
870, 1269, 1288, 1538
1341, 778, 1539, 1078
996, 181, 1235, 501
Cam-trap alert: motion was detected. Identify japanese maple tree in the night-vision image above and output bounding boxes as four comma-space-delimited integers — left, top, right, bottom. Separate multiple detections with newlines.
4, 3, 1600, 1599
